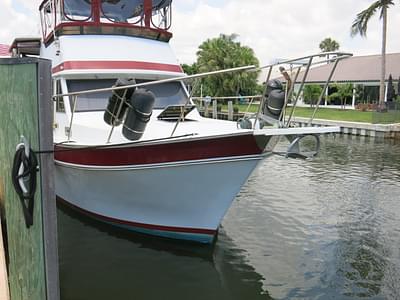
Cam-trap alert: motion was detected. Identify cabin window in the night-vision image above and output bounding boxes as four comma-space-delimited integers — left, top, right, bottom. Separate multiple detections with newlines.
41, 1, 55, 38
136, 81, 187, 109
101, 0, 143, 23
67, 79, 114, 112
66, 79, 188, 112
63, 0, 92, 21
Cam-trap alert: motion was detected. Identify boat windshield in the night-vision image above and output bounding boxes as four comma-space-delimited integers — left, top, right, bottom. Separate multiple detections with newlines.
140, 80, 188, 109
63, 0, 92, 21
67, 79, 114, 112
101, 0, 143, 22
67, 79, 188, 112
100, 0, 172, 22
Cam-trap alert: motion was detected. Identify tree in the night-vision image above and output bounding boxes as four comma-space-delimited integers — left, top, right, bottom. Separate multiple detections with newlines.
329, 83, 353, 109
181, 63, 198, 75
303, 84, 322, 107
397, 76, 400, 105
319, 37, 340, 52
351, 0, 395, 110
195, 34, 260, 97
386, 74, 395, 107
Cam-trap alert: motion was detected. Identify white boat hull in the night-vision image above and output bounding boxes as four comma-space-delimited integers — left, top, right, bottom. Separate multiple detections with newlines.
55, 155, 262, 243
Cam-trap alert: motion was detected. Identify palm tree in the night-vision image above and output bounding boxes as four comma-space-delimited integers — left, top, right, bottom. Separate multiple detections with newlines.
319, 37, 340, 53
329, 83, 354, 110
351, 0, 395, 109
196, 34, 259, 97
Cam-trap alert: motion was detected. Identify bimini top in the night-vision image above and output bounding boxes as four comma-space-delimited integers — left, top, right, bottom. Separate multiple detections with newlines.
39, 0, 173, 45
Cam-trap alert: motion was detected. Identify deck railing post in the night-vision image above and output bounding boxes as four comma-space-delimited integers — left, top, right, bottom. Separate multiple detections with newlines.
212, 100, 218, 119
228, 101, 233, 121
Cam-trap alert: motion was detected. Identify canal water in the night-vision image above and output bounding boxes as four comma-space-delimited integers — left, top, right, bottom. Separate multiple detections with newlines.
58, 135, 400, 300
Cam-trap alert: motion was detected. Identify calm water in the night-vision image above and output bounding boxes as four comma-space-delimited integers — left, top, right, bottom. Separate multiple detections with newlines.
58, 136, 400, 300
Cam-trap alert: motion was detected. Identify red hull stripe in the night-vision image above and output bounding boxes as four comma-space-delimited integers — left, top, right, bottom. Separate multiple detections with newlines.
52, 60, 183, 74
55, 134, 264, 166
57, 196, 216, 235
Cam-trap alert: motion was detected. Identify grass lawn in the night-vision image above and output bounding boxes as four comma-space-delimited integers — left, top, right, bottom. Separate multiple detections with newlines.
286, 107, 374, 123
207, 103, 400, 124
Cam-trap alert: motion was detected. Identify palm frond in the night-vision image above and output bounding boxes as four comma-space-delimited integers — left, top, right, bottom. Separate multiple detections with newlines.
351, 0, 382, 37
379, 0, 395, 18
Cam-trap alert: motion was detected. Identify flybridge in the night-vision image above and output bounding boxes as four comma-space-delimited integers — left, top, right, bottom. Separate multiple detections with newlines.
39, 0, 173, 45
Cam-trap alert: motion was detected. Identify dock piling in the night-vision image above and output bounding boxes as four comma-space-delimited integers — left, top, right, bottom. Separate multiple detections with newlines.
0, 58, 59, 300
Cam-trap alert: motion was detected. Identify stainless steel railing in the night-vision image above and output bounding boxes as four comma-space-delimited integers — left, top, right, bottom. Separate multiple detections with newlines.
54, 51, 352, 143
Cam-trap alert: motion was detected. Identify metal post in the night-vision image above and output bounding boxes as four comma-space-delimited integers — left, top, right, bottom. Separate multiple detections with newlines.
286, 57, 314, 127
309, 58, 340, 124
67, 95, 77, 142
212, 100, 217, 119
279, 66, 301, 123
171, 79, 199, 137
254, 66, 273, 129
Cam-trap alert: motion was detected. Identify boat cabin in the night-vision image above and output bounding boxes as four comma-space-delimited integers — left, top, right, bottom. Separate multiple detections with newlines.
35, 0, 193, 143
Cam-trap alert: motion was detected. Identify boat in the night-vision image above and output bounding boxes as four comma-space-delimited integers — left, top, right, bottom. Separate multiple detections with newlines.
10, 0, 350, 243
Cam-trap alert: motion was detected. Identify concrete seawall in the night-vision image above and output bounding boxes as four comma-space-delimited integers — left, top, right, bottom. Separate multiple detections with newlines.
199, 110, 400, 139
291, 117, 400, 139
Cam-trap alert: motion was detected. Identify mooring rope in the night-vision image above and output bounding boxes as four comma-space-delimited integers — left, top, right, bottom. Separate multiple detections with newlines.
11, 145, 38, 228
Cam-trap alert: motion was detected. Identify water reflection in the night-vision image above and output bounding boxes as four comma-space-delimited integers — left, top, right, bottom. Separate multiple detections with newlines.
58, 136, 400, 300
223, 135, 400, 299
58, 204, 272, 300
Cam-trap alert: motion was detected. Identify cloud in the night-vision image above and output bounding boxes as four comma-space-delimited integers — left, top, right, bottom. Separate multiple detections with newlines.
171, 0, 400, 65
0, 0, 40, 45
1, 0, 399, 67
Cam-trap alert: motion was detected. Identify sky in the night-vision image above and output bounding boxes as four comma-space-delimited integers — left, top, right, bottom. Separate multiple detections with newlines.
1, 0, 400, 66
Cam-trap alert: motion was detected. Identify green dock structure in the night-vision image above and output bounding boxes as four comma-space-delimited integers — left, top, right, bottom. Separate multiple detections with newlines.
0, 58, 59, 300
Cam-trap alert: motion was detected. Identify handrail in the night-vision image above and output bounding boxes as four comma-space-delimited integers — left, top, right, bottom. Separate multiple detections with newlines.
258, 52, 353, 70
57, 51, 352, 143
192, 95, 262, 101
53, 65, 257, 98
56, 65, 257, 143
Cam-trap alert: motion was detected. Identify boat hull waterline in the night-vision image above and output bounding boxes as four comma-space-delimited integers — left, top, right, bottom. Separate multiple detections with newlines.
55, 134, 271, 243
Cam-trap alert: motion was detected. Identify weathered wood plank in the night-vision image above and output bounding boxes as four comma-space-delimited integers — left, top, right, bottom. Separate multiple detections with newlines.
0, 58, 59, 300
228, 101, 233, 121
37, 60, 60, 300
212, 100, 217, 119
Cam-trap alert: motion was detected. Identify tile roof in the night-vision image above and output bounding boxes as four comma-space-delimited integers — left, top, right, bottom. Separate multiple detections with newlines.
276, 53, 400, 83
0, 44, 10, 57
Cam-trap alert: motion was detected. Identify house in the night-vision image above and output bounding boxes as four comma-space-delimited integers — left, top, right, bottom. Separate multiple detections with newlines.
275, 53, 400, 107
0, 44, 10, 57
